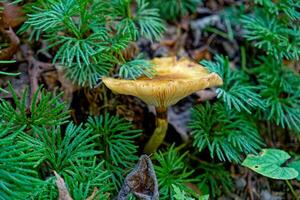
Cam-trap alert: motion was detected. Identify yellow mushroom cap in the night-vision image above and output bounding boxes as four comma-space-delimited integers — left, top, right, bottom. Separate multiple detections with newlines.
102, 57, 223, 108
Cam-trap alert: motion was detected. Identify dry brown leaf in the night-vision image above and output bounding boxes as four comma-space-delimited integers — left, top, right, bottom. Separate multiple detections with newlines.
160, 37, 177, 47
54, 171, 73, 200
191, 48, 212, 62
121, 42, 139, 61
86, 187, 98, 200
0, 2, 25, 28
195, 88, 217, 102
56, 65, 79, 104
0, 27, 19, 60
185, 182, 203, 196
117, 155, 159, 200
168, 107, 190, 142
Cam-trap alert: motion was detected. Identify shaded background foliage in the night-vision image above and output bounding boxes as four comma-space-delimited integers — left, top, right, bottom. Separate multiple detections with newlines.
0, 0, 300, 199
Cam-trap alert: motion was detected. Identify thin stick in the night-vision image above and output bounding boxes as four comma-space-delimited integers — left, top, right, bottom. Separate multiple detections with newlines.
285, 180, 299, 200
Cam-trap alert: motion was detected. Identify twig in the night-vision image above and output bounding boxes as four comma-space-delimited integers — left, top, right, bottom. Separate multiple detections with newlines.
246, 171, 254, 200
197, 33, 217, 53
188, 154, 207, 164
20, 45, 54, 106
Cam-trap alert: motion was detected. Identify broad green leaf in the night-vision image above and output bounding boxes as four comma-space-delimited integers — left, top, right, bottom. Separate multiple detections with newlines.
288, 160, 300, 181
199, 194, 209, 200
242, 149, 298, 180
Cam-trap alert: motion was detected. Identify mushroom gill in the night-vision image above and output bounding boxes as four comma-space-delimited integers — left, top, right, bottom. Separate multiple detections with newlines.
102, 57, 222, 108
102, 56, 223, 153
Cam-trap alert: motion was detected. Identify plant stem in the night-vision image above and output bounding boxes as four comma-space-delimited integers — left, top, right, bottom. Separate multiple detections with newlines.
127, 1, 132, 18
144, 107, 168, 154
285, 180, 299, 200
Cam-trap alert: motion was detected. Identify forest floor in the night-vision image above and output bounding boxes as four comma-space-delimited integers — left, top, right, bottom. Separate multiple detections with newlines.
1, 0, 299, 199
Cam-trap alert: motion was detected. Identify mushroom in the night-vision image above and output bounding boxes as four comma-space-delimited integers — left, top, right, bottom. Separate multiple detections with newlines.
102, 57, 223, 153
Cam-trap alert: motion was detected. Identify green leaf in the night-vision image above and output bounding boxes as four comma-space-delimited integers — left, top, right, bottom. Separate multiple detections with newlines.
199, 195, 209, 200
288, 160, 300, 181
242, 149, 298, 180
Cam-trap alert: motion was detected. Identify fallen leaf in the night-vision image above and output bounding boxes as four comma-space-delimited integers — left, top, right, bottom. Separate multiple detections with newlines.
191, 49, 211, 62
0, 2, 25, 28
195, 88, 217, 102
242, 149, 298, 180
0, 27, 19, 60
54, 171, 73, 200
160, 38, 176, 47
86, 187, 99, 200
117, 155, 159, 200
56, 65, 79, 104
190, 15, 220, 46
168, 107, 190, 142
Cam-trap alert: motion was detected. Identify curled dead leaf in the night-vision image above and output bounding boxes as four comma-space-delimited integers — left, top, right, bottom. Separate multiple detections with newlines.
117, 155, 159, 200
54, 171, 73, 200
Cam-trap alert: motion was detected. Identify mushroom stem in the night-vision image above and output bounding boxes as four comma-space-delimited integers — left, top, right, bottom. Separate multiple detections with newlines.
144, 107, 168, 154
